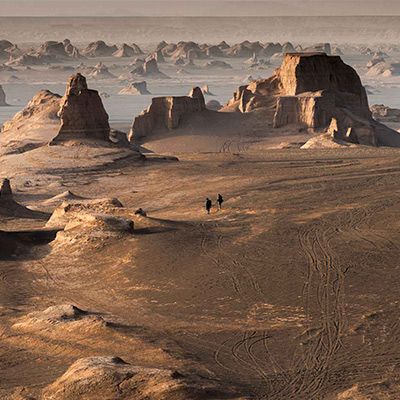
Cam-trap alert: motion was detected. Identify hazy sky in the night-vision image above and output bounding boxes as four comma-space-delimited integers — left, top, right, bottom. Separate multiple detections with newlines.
1, 0, 400, 17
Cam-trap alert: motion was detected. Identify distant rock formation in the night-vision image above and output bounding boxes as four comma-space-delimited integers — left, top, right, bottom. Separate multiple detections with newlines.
367, 61, 400, 77
119, 81, 150, 95
130, 87, 206, 139
170, 41, 206, 60
226, 53, 400, 147
0, 85, 8, 106
113, 43, 136, 58
371, 104, 400, 123
88, 62, 116, 79
83, 41, 118, 57
131, 57, 169, 79
50, 73, 111, 144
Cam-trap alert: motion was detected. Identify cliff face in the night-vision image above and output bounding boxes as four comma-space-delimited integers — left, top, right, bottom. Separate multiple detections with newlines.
225, 53, 400, 147
130, 87, 206, 139
50, 74, 110, 144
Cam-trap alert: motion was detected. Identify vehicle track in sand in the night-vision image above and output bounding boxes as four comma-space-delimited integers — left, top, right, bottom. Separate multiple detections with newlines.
267, 200, 400, 399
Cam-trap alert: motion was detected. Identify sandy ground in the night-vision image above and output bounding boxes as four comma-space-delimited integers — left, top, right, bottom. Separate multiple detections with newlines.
1, 145, 400, 398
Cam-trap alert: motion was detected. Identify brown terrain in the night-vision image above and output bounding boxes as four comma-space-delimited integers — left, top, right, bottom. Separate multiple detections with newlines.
1, 52, 400, 400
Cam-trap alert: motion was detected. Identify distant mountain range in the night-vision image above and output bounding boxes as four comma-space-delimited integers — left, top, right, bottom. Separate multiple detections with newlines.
1, 0, 400, 17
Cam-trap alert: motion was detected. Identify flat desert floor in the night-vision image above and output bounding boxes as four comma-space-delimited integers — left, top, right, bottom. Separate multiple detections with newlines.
1, 147, 400, 398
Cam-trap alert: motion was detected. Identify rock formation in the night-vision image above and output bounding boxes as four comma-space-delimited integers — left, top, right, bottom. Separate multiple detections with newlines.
0, 85, 8, 106
119, 81, 150, 95
131, 57, 169, 79
112, 43, 142, 58
366, 61, 400, 77
170, 41, 206, 60
130, 87, 206, 139
37, 40, 70, 59
371, 104, 400, 123
83, 41, 118, 57
50, 73, 111, 144
226, 53, 400, 147
42, 356, 242, 400
1, 90, 61, 149
0, 178, 49, 219
88, 62, 116, 79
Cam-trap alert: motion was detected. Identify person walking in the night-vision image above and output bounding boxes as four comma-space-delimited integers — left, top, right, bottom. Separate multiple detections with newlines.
205, 198, 212, 214
217, 194, 224, 210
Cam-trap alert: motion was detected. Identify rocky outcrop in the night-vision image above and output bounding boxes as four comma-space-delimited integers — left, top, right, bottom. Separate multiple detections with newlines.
83, 41, 118, 57
130, 87, 206, 139
42, 356, 242, 400
226, 53, 400, 147
1, 90, 61, 134
371, 104, 400, 122
50, 73, 111, 144
119, 81, 150, 95
0, 85, 8, 106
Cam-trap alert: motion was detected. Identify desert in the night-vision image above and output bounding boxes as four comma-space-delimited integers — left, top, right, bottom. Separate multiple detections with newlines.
1, 6, 400, 400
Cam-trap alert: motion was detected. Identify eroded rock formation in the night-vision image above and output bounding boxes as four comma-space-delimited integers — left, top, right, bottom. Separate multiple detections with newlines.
226, 53, 400, 147
83, 41, 118, 57
1, 90, 61, 135
42, 356, 242, 400
119, 81, 150, 95
50, 73, 111, 144
130, 87, 206, 139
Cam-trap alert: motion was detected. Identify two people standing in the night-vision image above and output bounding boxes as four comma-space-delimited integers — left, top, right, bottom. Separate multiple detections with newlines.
205, 194, 224, 214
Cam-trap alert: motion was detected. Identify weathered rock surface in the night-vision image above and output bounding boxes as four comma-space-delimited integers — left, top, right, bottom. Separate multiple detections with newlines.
225, 53, 400, 147
130, 87, 206, 139
0, 84, 8, 106
50, 73, 111, 144
42, 356, 243, 400
119, 81, 150, 95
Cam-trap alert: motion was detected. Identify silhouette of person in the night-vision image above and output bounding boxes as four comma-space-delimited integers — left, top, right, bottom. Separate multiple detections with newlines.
205, 198, 212, 214
217, 194, 224, 210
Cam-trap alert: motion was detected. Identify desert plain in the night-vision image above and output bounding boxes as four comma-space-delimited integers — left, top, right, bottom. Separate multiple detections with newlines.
0, 16, 400, 400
